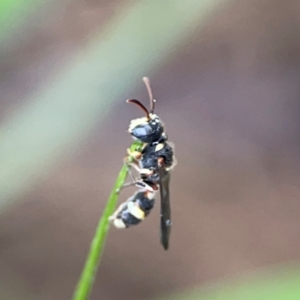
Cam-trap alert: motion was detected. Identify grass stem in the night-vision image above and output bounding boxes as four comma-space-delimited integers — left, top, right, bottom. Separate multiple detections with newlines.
72, 140, 142, 300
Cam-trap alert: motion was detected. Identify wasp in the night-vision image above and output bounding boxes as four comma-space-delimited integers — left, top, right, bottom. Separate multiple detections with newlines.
109, 77, 176, 250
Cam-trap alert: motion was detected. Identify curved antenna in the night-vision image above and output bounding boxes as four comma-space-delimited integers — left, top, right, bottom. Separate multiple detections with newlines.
143, 77, 156, 113
126, 99, 150, 120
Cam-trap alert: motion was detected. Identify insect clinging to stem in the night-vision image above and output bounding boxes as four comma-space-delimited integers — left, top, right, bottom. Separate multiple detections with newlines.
109, 77, 176, 250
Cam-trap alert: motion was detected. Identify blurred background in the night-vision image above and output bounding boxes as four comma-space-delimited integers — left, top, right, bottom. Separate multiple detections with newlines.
1, 0, 300, 299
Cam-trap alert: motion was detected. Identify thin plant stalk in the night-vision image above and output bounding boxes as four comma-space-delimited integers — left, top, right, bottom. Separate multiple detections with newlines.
72, 140, 142, 300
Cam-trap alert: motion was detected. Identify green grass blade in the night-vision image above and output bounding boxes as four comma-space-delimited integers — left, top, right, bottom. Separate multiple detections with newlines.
72, 141, 142, 300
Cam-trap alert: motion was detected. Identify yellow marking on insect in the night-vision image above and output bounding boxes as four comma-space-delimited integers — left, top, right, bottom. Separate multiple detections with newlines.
129, 205, 145, 220
155, 143, 164, 151
113, 219, 126, 229
149, 113, 158, 119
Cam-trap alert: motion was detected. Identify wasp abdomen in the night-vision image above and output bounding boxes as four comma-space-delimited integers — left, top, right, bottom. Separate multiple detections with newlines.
112, 191, 155, 228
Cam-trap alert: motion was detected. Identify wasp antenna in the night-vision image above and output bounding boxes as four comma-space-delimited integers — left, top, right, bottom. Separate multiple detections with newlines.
143, 77, 156, 113
126, 99, 150, 120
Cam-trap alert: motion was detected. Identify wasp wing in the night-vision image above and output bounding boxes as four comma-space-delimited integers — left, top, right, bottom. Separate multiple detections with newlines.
158, 166, 171, 250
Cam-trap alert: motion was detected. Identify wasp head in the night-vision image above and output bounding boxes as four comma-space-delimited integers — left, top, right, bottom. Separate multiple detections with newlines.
126, 77, 163, 144
128, 113, 164, 143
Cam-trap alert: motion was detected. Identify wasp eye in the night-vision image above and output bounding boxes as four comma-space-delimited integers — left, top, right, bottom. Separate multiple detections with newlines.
131, 125, 151, 138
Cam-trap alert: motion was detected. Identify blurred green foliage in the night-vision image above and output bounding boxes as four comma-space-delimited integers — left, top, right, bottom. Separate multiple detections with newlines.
158, 264, 300, 300
0, 0, 47, 41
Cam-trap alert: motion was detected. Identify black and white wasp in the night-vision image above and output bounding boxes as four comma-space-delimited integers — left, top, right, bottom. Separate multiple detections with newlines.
109, 77, 176, 250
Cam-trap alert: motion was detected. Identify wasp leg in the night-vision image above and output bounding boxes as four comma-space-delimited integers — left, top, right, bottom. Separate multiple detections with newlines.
123, 155, 143, 181
158, 156, 165, 167
116, 179, 155, 194
116, 181, 137, 194
135, 180, 157, 191
127, 161, 141, 174
115, 160, 141, 194
126, 161, 140, 182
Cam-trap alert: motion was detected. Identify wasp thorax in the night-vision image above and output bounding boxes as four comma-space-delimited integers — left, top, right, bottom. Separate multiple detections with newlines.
128, 114, 164, 143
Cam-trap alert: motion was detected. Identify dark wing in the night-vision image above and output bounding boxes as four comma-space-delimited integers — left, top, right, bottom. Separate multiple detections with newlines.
158, 166, 171, 250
